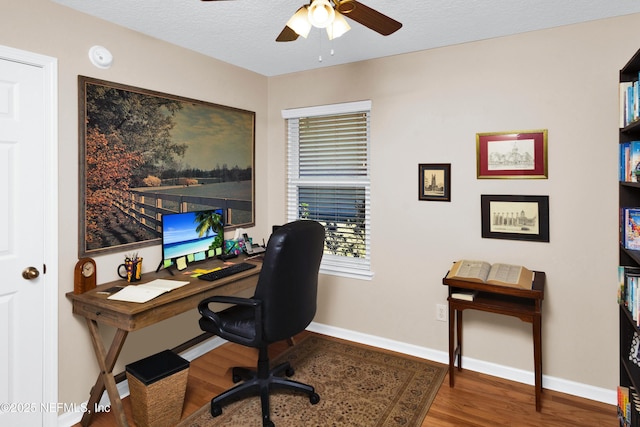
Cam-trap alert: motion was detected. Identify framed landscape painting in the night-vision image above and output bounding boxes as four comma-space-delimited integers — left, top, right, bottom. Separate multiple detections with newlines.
78, 76, 255, 257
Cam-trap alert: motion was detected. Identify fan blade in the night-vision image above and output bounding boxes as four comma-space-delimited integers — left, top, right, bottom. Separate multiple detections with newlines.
276, 26, 300, 42
343, 1, 402, 36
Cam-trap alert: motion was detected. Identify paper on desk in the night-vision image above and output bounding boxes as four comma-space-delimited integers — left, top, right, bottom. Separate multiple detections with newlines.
107, 279, 189, 303
144, 279, 190, 291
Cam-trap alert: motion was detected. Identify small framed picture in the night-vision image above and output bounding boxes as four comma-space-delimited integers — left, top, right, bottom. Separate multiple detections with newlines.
418, 163, 451, 202
481, 194, 549, 242
476, 129, 548, 179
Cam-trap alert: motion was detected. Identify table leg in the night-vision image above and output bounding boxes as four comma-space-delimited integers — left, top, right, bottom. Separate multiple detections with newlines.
533, 314, 542, 412
448, 302, 455, 387
80, 319, 129, 427
456, 309, 463, 371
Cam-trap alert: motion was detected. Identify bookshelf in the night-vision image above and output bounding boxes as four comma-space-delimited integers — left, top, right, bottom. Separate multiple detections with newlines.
619, 47, 640, 427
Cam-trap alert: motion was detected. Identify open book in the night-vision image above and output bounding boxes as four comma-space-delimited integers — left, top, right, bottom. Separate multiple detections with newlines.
108, 279, 190, 303
446, 260, 534, 290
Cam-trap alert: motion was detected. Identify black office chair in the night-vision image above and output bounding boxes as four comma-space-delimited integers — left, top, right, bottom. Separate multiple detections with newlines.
197, 220, 325, 427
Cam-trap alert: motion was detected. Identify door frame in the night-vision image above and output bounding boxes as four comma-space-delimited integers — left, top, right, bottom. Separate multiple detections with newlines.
0, 45, 59, 426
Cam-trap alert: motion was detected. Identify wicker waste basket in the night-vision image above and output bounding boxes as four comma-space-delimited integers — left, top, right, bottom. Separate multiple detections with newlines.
125, 349, 189, 427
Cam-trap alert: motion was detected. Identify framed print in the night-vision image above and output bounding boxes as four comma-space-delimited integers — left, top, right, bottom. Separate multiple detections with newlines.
78, 76, 255, 257
476, 129, 548, 179
481, 195, 549, 242
418, 163, 451, 201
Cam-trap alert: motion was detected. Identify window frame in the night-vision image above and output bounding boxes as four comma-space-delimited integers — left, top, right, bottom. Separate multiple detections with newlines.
282, 100, 373, 280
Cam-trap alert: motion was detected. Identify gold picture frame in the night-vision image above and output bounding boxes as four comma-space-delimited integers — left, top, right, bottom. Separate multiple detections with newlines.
476, 129, 548, 179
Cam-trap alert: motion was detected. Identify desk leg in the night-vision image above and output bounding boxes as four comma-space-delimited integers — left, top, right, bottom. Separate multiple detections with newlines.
80, 319, 129, 427
533, 314, 542, 412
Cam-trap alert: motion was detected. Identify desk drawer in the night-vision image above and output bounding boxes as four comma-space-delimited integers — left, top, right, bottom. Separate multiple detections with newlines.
73, 302, 135, 330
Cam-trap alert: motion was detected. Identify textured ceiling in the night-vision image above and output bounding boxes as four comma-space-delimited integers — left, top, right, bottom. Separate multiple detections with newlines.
53, 0, 640, 76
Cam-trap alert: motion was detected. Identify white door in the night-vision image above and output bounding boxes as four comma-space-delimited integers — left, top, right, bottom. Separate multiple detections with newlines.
0, 48, 58, 426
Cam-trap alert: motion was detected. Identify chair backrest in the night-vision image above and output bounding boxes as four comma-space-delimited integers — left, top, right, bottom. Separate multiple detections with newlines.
254, 220, 325, 343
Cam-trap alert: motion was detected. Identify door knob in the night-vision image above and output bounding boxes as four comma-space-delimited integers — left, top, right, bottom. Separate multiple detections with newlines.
22, 267, 40, 280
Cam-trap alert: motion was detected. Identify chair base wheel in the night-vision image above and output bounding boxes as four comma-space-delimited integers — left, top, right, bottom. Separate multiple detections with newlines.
285, 366, 295, 377
310, 392, 320, 404
211, 403, 223, 417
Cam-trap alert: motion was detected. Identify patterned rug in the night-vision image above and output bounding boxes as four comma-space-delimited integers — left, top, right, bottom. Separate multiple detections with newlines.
179, 335, 447, 427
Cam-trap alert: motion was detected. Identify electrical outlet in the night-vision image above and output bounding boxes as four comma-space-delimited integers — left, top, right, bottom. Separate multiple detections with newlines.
436, 304, 447, 322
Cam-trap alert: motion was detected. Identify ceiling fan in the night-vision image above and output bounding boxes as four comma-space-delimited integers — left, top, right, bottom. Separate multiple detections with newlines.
200, 0, 402, 42
276, 0, 402, 42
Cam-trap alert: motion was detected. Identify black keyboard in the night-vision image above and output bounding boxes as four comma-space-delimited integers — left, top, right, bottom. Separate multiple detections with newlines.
198, 262, 257, 282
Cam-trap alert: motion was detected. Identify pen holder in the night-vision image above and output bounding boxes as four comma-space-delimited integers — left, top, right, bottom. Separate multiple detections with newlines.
118, 258, 143, 282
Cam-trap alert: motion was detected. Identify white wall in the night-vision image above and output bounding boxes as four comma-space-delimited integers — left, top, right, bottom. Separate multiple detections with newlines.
267, 15, 640, 393
2, 0, 637, 411
1, 0, 268, 407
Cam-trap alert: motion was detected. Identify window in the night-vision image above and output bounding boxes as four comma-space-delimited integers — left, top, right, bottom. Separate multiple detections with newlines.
282, 101, 372, 279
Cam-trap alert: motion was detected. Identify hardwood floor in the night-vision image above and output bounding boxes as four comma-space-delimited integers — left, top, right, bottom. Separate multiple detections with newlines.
78, 331, 616, 426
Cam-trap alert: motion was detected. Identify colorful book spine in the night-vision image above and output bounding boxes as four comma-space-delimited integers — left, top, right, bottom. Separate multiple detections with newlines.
622, 142, 631, 182
618, 266, 640, 317
618, 385, 629, 426
622, 81, 633, 127
624, 208, 640, 250
632, 142, 640, 181
620, 141, 640, 182
620, 77, 640, 128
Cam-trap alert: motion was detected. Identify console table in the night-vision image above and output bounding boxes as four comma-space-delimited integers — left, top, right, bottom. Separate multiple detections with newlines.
443, 271, 545, 411
66, 257, 261, 426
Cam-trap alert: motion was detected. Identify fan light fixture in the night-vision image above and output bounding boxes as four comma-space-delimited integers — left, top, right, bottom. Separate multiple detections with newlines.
327, 11, 350, 40
308, 0, 335, 28
285, 0, 351, 40
286, 6, 312, 38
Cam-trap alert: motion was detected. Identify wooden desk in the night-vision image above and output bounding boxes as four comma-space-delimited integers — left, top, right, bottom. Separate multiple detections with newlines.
66, 258, 261, 427
443, 271, 545, 411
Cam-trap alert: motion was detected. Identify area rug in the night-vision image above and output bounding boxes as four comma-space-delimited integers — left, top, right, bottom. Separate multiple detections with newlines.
179, 335, 447, 427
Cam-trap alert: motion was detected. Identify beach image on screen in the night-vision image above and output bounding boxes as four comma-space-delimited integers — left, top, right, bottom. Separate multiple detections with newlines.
162, 209, 223, 260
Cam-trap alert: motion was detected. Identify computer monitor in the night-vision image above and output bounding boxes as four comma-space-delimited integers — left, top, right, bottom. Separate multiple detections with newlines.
160, 208, 224, 271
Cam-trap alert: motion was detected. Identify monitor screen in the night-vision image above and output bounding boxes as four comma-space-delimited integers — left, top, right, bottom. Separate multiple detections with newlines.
161, 209, 224, 265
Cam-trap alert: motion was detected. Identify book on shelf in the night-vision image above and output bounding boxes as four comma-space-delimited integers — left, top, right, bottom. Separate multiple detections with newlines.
620, 141, 640, 182
618, 385, 630, 426
621, 81, 633, 128
623, 208, 640, 250
107, 278, 190, 303
450, 290, 477, 301
445, 260, 534, 290
620, 78, 640, 128
619, 266, 640, 325
621, 141, 630, 182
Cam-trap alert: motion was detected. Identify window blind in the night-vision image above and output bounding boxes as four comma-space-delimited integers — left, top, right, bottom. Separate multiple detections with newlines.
283, 101, 372, 279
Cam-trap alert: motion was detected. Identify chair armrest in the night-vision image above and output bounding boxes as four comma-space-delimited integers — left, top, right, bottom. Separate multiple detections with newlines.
198, 295, 260, 323
201, 295, 260, 307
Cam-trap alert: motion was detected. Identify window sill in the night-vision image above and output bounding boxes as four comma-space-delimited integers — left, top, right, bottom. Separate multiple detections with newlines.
319, 265, 374, 281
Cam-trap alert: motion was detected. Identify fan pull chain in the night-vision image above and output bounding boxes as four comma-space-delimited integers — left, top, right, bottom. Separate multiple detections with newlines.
315, 29, 336, 62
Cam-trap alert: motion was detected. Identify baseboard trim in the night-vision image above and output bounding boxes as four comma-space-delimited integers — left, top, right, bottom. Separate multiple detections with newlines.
306, 322, 616, 406
58, 322, 614, 426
